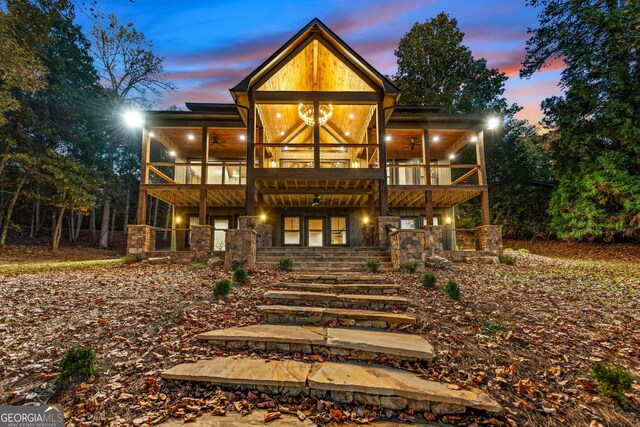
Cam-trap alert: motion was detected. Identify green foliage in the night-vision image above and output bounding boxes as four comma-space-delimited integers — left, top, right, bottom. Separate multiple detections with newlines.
444, 279, 461, 300
233, 267, 248, 283
421, 273, 437, 288
364, 258, 380, 273
483, 321, 503, 335
400, 260, 420, 274
499, 255, 516, 266
277, 257, 294, 271
229, 259, 240, 272
523, 0, 640, 241
190, 262, 205, 270
59, 346, 102, 381
122, 253, 143, 264
212, 279, 233, 297
518, 249, 530, 253
590, 362, 633, 407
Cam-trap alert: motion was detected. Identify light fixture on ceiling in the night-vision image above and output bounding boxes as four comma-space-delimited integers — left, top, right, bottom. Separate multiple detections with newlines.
239, 134, 246, 141
187, 133, 195, 141
432, 135, 440, 142
449, 153, 456, 160
298, 103, 333, 126
348, 113, 355, 120
385, 135, 391, 142
470, 135, 478, 142
280, 131, 285, 137
276, 112, 282, 119
344, 131, 350, 137
169, 150, 176, 157
148, 131, 155, 138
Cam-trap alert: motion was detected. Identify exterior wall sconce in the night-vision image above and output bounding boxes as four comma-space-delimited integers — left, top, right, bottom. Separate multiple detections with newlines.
175, 216, 182, 225
363, 216, 370, 224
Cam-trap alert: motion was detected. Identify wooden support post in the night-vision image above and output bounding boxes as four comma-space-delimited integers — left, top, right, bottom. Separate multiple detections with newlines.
246, 99, 256, 215
137, 129, 151, 225
377, 102, 389, 216
313, 100, 320, 168
481, 190, 490, 226
137, 190, 147, 225
200, 126, 209, 225
477, 131, 490, 225
423, 129, 433, 225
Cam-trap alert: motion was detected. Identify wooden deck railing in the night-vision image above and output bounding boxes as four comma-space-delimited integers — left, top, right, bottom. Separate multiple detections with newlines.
387, 164, 481, 186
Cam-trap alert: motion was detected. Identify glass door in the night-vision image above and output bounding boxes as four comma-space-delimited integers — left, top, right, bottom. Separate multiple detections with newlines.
283, 216, 301, 245
211, 217, 230, 251
306, 218, 324, 247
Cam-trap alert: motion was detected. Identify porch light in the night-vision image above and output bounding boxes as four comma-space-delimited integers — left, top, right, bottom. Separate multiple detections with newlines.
260, 213, 267, 222
470, 135, 478, 142
432, 135, 440, 142
175, 216, 182, 224
187, 133, 195, 141
298, 103, 333, 126
169, 150, 176, 157
276, 112, 282, 119
239, 134, 245, 141
487, 117, 500, 130
280, 131, 285, 136
444, 216, 452, 225
123, 110, 144, 128
363, 216, 370, 224
449, 153, 456, 160
148, 131, 155, 137
385, 135, 391, 142
349, 113, 355, 120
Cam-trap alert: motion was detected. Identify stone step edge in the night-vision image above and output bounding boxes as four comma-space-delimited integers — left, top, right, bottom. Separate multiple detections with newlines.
160, 357, 501, 414
196, 325, 435, 360
258, 305, 417, 326
264, 290, 409, 304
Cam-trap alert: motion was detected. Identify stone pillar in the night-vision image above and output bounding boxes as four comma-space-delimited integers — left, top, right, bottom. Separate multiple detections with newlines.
224, 228, 257, 270
422, 225, 444, 254
389, 229, 427, 272
190, 225, 213, 261
127, 225, 155, 254
362, 223, 375, 247
239, 215, 272, 248
376, 216, 400, 250
475, 225, 503, 255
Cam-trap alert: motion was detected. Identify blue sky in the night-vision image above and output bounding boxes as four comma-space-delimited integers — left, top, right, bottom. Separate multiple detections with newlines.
76, 0, 563, 125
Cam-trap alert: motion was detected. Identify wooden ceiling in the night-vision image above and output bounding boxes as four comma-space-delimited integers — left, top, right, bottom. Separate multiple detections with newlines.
389, 188, 482, 208
257, 39, 376, 93
386, 129, 478, 160
150, 127, 247, 158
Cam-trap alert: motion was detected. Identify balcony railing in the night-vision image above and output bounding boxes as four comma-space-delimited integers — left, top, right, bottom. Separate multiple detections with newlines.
387, 164, 481, 186
146, 162, 246, 185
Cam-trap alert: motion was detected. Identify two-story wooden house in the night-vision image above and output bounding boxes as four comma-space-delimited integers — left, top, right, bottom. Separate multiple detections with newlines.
129, 19, 499, 257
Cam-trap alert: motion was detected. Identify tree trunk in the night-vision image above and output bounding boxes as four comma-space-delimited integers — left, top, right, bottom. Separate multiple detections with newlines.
99, 198, 110, 248
35, 196, 41, 234
0, 136, 12, 178
109, 206, 116, 244
0, 175, 27, 248
30, 200, 36, 238
163, 204, 171, 240
74, 212, 82, 241
89, 208, 96, 244
153, 198, 159, 227
123, 184, 130, 234
51, 207, 66, 251
68, 211, 74, 243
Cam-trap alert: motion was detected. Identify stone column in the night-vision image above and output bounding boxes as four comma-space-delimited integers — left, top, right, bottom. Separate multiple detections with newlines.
475, 225, 503, 255
376, 216, 400, 250
127, 225, 155, 254
224, 228, 257, 270
238, 215, 272, 248
362, 223, 375, 247
422, 225, 444, 255
389, 229, 427, 272
190, 225, 213, 261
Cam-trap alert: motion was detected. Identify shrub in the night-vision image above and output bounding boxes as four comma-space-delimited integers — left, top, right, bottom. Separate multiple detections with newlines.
233, 267, 249, 283
444, 279, 461, 300
365, 258, 380, 273
212, 279, 233, 297
499, 255, 516, 265
421, 273, 437, 288
190, 262, 205, 270
518, 248, 530, 253
400, 260, 420, 274
122, 253, 142, 264
59, 346, 102, 381
483, 321, 502, 335
591, 362, 633, 407
229, 259, 241, 272
278, 257, 294, 271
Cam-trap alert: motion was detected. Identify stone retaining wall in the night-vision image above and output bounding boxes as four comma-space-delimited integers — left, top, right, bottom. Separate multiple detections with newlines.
239, 215, 272, 248
190, 225, 213, 260
224, 228, 257, 270
376, 216, 400, 250
475, 225, 503, 255
127, 225, 155, 254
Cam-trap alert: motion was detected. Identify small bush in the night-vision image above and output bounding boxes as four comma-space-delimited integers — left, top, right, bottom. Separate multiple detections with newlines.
59, 346, 102, 381
518, 248, 530, 253
444, 279, 461, 300
233, 267, 249, 283
278, 257, 294, 271
365, 258, 380, 273
229, 259, 241, 271
190, 262, 205, 270
122, 253, 143, 264
421, 273, 437, 288
499, 255, 516, 265
212, 279, 233, 297
483, 321, 502, 335
591, 362, 633, 407
400, 260, 420, 274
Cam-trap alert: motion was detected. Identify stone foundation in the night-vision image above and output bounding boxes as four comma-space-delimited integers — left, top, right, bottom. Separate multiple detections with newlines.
376, 216, 400, 250
127, 225, 155, 254
389, 229, 427, 272
239, 215, 272, 248
190, 225, 213, 260
362, 223, 375, 247
475, 225, 503, 255
224, 228, 257, 270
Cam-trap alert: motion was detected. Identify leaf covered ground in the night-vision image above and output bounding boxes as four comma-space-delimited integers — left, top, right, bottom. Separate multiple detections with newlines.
0, 243, 638, 426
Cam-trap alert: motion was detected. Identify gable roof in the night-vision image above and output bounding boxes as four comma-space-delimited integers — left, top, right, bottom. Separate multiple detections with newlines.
230, 18, 400, 96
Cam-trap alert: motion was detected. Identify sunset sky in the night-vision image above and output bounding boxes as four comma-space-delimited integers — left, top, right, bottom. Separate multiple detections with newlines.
79, 0, 564, 126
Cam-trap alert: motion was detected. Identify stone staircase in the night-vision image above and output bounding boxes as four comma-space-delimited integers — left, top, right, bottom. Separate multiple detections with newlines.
255, 247, 393, 272
161, 273, 501, 421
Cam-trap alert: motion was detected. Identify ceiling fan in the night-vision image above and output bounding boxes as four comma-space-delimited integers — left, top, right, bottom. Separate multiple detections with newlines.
311, 194, 331, 207
210, 135, 227, 147
405, 138, 418, 151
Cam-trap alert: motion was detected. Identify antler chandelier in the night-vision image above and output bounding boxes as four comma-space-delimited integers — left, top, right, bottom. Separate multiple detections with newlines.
298, 103, 333, 126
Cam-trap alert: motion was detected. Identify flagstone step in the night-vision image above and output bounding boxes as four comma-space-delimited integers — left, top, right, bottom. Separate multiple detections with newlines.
255, 263, 393, 272
274, 282, 400, 295
264, 290, 409, 310
292, 274, 388, 284
257, 305, 416, 328
197, 325, 435, 360
161, 357, 501, 414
